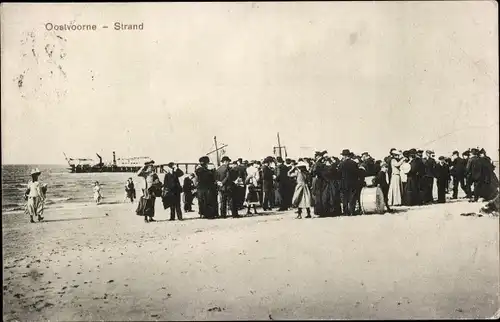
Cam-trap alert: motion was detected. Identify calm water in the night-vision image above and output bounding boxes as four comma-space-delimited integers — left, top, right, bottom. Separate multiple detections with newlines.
2, 164, 139, 213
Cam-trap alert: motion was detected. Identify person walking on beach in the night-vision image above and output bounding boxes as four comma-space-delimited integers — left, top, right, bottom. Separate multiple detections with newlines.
137, 161, 162, 223
24, 168, 47, 223
162, 163, 184, 221
93, 181, 103, 205
125, 178, 136, 203
289, 161, 312, 219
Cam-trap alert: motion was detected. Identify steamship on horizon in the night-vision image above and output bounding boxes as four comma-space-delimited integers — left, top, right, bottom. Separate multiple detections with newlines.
63, 151, 152, 173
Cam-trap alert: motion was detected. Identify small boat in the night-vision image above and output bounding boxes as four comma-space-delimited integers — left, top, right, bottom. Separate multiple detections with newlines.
64, 152, 153, 173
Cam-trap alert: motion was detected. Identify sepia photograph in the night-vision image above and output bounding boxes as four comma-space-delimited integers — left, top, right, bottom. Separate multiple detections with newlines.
1, 1, 499, 320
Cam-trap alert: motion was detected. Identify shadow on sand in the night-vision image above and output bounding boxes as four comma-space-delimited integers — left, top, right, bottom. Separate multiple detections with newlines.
42, 216, 108, 223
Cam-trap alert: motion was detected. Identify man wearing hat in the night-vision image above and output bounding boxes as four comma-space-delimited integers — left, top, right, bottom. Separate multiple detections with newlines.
435, 156, 450, 203
421, 150, 437, 204
275, 156, 290, 211
195, 156, 218, 219
466, 148, 482, 202
260, 157, 275, 211
235, 158, 247, 209
162, 162, 185, 221
25, 168, 47, 223
450, 151, 468, 199
338, 149, 359, 216
216, 156, 240, 218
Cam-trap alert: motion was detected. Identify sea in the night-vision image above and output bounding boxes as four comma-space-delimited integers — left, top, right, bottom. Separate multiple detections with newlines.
2, 164, 139, 214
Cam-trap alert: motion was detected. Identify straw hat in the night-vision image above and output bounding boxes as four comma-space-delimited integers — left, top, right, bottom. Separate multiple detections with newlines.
30, 168, 41, 175
297, 161, 309, 170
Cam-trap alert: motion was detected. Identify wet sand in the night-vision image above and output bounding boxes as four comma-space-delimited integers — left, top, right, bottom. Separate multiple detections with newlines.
2, 199, 499, 321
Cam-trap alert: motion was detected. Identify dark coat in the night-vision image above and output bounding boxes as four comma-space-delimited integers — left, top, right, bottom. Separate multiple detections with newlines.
182, 177, 194, 193
261, 165, 274, 192
466, 156, 482, 181
374, 170, 390, 194
215, 164, 232, 191
423, 158, 437, 178
338, 158, 359, 190
450, 157, 466, 177
163, 169, 184, 195
435, 163, 450, 185
275, 163, 289, 184
195, 166, 216, 191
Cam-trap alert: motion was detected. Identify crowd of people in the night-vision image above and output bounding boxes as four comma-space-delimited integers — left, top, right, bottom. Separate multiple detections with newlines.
134, 147, 499, 222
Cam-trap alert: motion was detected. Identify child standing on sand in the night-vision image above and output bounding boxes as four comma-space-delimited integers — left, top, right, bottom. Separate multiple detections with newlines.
93, 181, 103, 205
288, 161, 312, 219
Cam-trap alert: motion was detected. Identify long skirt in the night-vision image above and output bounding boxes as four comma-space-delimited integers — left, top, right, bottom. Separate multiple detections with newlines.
245, 185, 260, 206
26, 197, 44, 216
136, 196, 156, 217
388, 174, 402, 206
313, 178, 340, 216
292, 183, 312, 209
198, 188, 218, 218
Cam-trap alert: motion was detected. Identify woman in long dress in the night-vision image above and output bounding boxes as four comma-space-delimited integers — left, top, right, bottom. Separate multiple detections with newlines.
311, 157, 339, 217
24, 168, 47, 223
388, 153, 405, 206
136, 162, 161, 223
195, 156, 219, 219
289, 162, 312, 219
244, 162, 261, 215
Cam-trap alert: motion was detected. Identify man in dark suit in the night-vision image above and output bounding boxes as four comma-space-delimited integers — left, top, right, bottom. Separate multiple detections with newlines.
274, 157, 289, 211
216, 156, 240, 218
421, 150, 436, 204
466, 148, 482, 202
450, 150, 468, 199
163, 162, 185, 221
261, 157, 275, 211
462, 150, 472, 198
338, 149, 359, 216
435, 156, 450, 203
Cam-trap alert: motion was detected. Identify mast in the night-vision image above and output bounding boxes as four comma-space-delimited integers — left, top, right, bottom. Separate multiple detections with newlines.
214, 136, 220, 167
274, 132, 287, 158
63, 152, 71, 166
277, 133, 282, 158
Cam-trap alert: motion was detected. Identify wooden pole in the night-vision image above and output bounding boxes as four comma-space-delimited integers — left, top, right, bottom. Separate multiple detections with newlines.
214, 136, 220, 167
277, 132, 282, 158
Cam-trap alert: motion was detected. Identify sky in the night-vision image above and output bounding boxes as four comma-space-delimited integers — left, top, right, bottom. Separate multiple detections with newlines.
1, 1, 498, 165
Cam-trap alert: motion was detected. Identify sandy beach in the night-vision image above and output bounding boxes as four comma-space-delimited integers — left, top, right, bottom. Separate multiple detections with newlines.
2, 198, 499, 321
